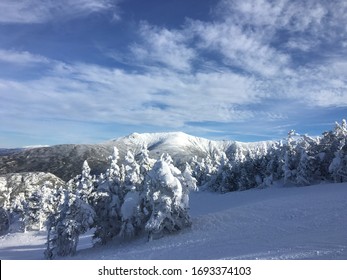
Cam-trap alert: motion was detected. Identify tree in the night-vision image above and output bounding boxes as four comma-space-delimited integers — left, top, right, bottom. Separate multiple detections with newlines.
93, 147, 123, 244
119, 187, 143, 238
0, 178, 11, 234
296, 148, 313, 186
181, 162, 198, 206
124, 150, 141, 191
75, 160, 95, 204
328, 120, 347, 182
137, 144, 155, 181
144, 154, 195, 240
45, 190, 95, 259
282, 130, 299, 185
0, 208, 9, 235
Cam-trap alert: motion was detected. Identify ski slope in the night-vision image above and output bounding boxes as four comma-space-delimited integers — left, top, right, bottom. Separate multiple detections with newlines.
1, 182, 346, 260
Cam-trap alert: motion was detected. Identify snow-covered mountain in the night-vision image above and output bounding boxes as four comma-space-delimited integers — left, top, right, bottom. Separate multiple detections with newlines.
0, 148, 23, 156
0, 132, 271, 181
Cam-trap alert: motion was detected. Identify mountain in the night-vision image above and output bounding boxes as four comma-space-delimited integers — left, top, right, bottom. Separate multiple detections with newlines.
0, 132, 272, 181
0, 148, 23, 156
0, 144, 112, 182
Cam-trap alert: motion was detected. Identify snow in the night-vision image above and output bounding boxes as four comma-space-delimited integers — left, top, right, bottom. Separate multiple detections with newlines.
116, 131, 235, 154
121, 191, 139, 220
1, 182, 347, 260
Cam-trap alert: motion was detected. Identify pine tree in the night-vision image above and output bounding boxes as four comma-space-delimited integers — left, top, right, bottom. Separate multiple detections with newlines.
0, 207, 9, 235
124, 150, 141, 191
296, 148, 312, 186
328, 120, 347, 182
0, 179, 11, 233
282, 130, 299, 185
181, 162, 198, 206
75, 160, 95, 204
144, 154, 194, 240
137, 144, 155, 181
0, 178, 12, 211
93, 147, 123, 244
119, 187, 142, 238
45, 190, 95, 258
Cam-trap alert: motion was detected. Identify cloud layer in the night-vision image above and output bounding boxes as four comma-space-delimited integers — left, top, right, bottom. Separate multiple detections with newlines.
0, 0, 120, 23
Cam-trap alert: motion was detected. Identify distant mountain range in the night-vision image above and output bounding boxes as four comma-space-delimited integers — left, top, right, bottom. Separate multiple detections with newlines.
0, 148, 24, 156
0, 132, 271, 181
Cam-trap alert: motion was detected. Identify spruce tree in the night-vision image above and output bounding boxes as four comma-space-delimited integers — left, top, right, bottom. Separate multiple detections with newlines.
93, 147, 123, 244
144, 154, 194, 240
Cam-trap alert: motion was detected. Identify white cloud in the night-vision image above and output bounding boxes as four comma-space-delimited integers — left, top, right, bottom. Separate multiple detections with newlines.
1, 46, 346, 145
1, 0, 347, 145
130, 22, 196, 72
189, 20, 290, 77
0, 49, 49, 65
191, 0, 347, 76
285, 39, 318, 52
215, 0, 328, 33
0, 0, 120, 24
0, 55, 261, 132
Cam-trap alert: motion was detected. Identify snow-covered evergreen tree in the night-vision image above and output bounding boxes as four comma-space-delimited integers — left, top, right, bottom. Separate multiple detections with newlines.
329, 141, 347, 183
137, 144, 155, 181
75, 160, 95, 203
292, 135, 317, 186
191, 156, 208, 187
211, 152, 232, 192
93, 147, 123, 244
0, 207, 9, 235
0, 179, 11, 233
45, 190, 95, 258
11, 192, 29, 232
0, 178, 12, 211
119, 187, 143, 238
124, 150, 141, 190
282, 130, 299, 185
296, 148, 313, 186
181, 162, 198, 206
328, 120, 347, 182
144, 154, 194, 240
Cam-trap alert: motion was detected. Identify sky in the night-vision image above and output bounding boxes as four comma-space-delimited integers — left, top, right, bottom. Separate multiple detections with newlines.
0, 0, 347, 148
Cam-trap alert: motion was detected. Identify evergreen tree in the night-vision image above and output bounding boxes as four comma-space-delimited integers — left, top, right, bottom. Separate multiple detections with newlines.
296, 148, 313, 186
75, 160, 95, 204
328, 120, 347, 182
282, 130, 299, 185
119, 187, 143, 238
0, 207, 9, 235
137, 144, 155, 181
124, 150, 141, 190
45, 190, 95, 258
0, 180, 11, 233
181, 162, 198, 206
93, 147, 123, 244
144, 154, 194, 240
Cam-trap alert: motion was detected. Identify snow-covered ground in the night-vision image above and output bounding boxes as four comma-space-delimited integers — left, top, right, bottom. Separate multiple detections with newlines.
1, 182, 346, 260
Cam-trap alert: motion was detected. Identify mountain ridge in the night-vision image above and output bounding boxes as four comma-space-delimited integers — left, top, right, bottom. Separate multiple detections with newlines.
0, 131, 274, 181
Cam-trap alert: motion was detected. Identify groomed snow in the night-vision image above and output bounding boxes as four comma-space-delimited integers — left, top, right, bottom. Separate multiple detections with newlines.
0, 182, 346, 260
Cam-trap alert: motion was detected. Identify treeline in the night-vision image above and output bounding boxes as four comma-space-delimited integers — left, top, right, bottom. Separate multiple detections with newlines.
192, 119, 347, 192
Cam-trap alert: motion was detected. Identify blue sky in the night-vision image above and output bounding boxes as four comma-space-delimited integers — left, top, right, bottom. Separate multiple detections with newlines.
0, 0, 346, 148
